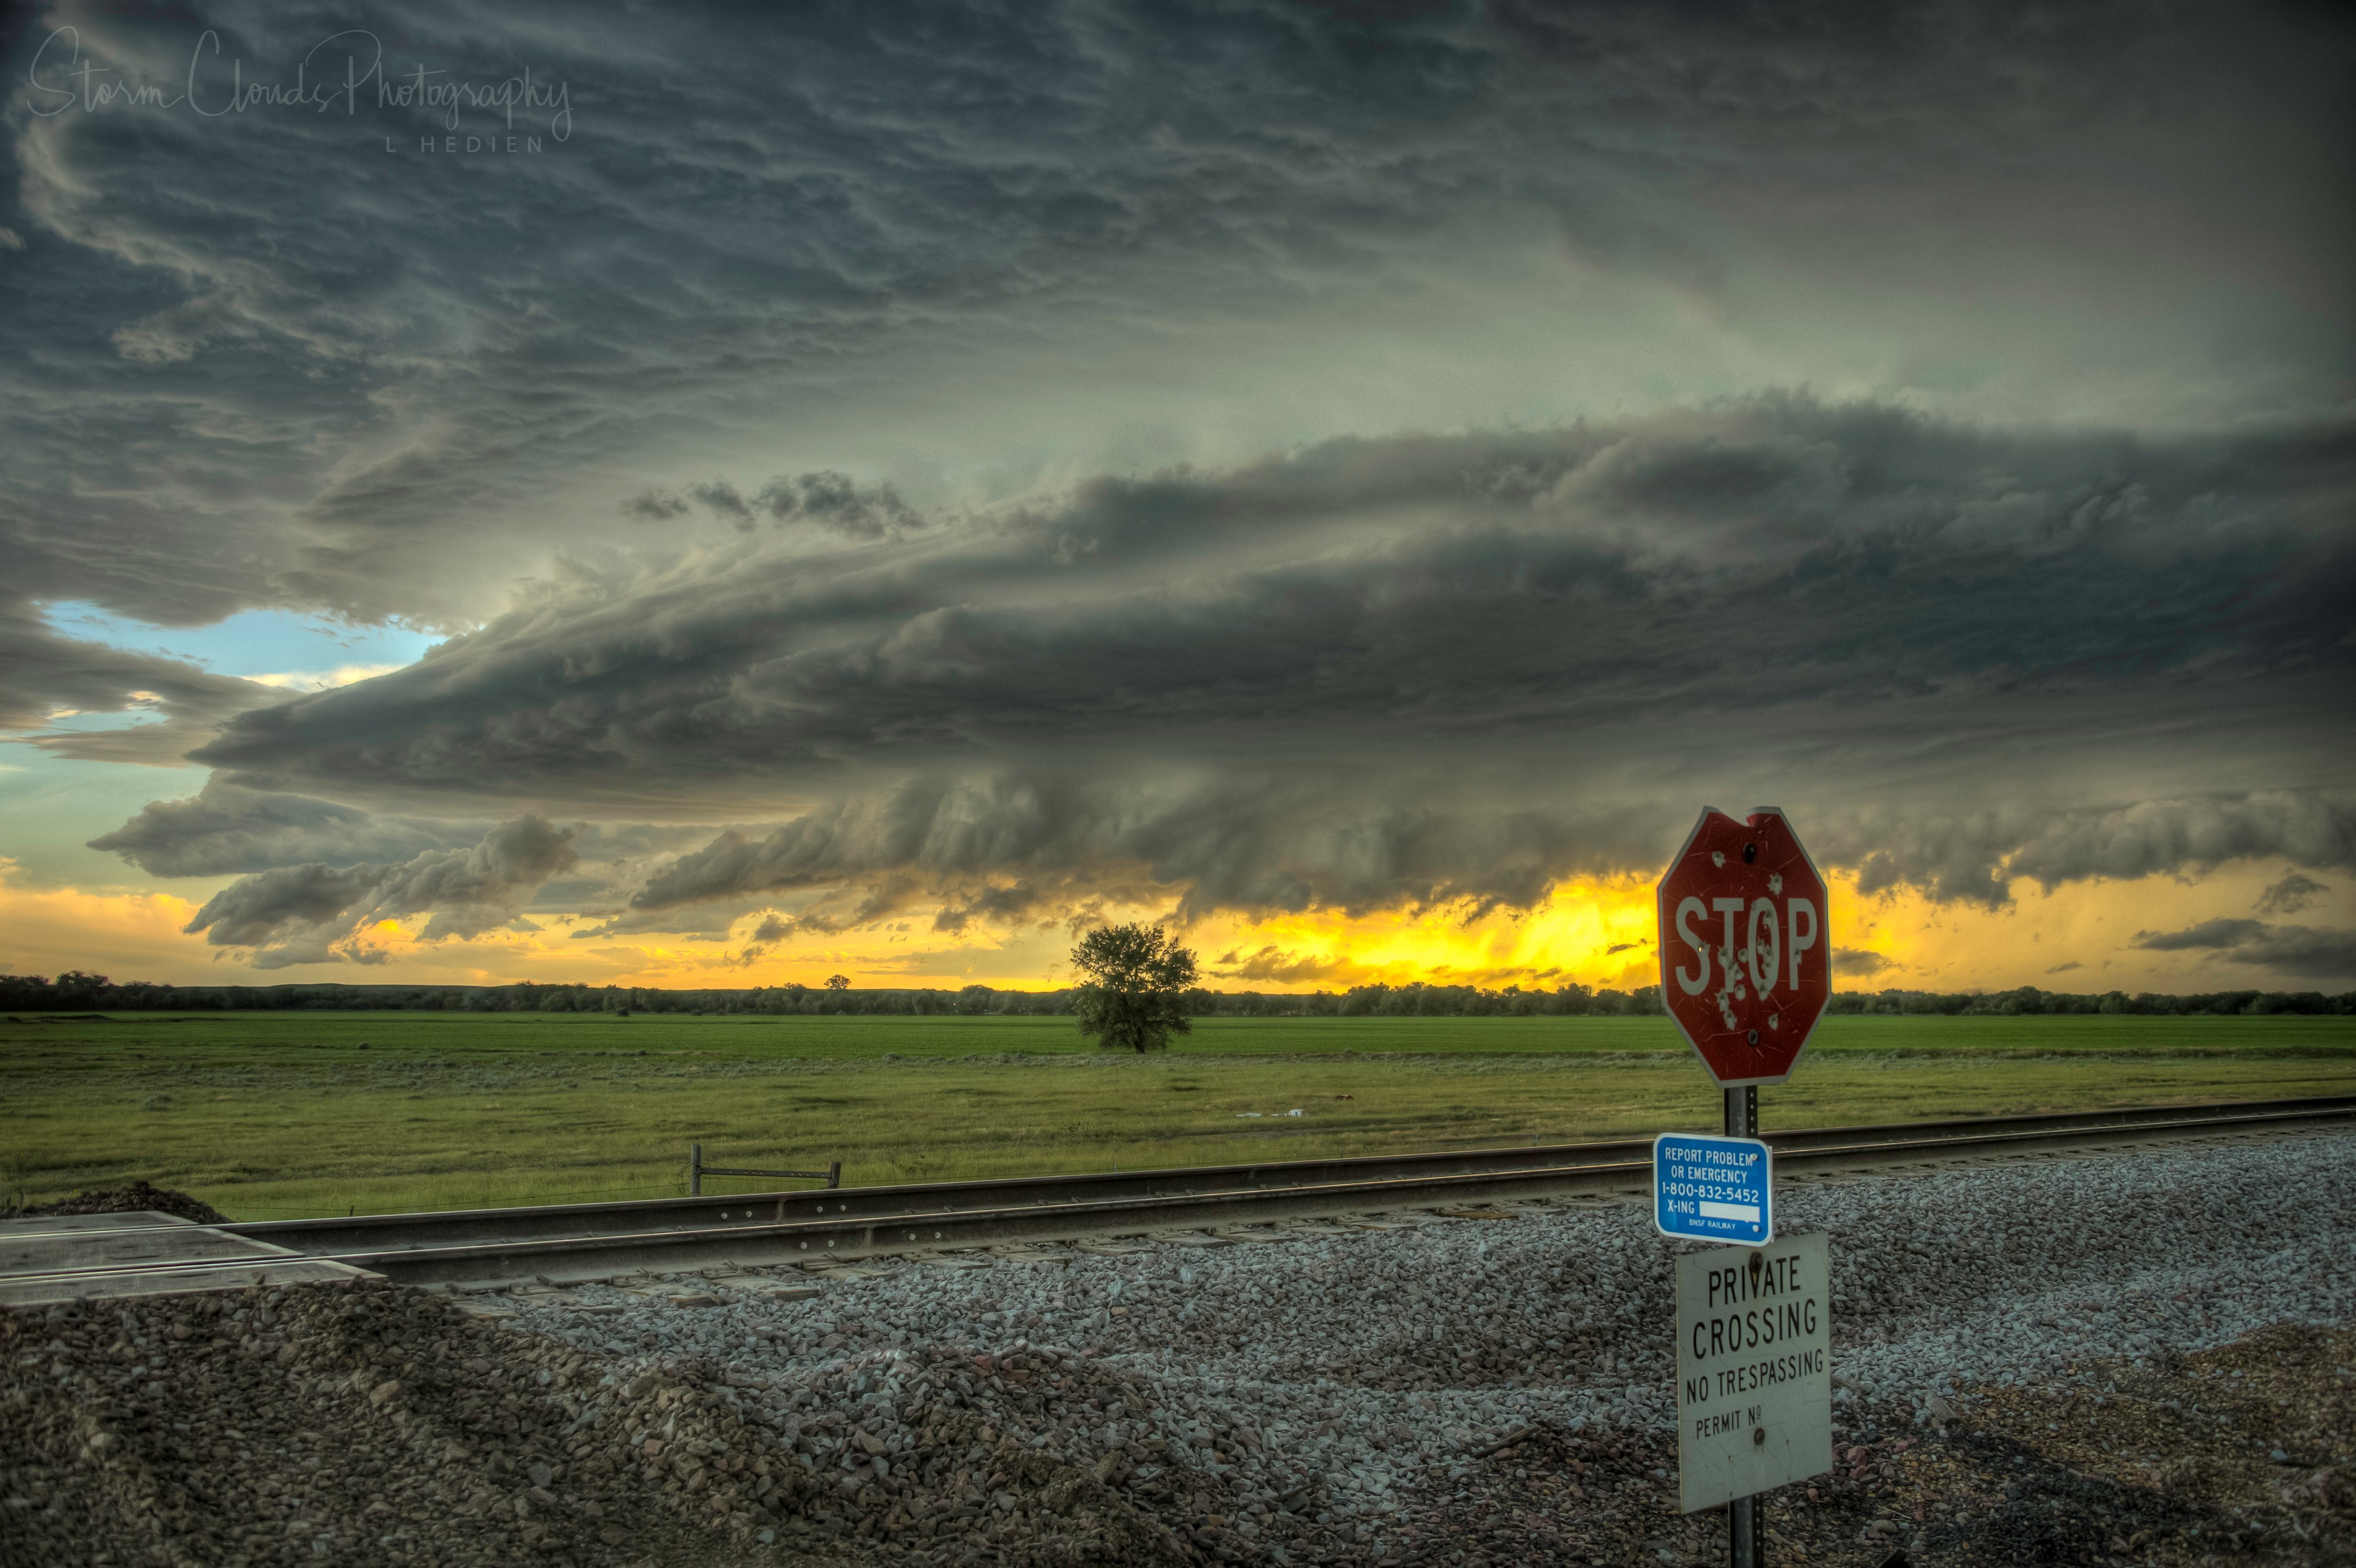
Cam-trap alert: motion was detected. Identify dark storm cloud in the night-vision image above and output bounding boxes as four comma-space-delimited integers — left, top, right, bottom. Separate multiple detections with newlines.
688, 481, 754, 525
621, 491, 693, 523
3, 0, 2346, 659
525, 821, 737, 914
1210, 947, 1353, 985
161, 399, 2355, 930
2256, 871, 2331, 916
181, 813, 577, 967
86, 778, 484, 876
0, 599, 279, 763
1833, 793, 2356, 909
619, 774, 1598, 927
10, 3, 2354, 957
722, 911, 795, 969
2131, 919, 2356, 982
623, 473, 921, 537
755, 473, 922, 540
84, 783, 718, 915
2132, 920, 2266, 952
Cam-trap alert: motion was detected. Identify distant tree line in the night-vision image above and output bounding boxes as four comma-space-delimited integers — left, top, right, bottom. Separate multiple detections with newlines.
0, 973, 1670, 1018
0, 973, 1038, 1016
6, 970, 2350, 1018
1181, 982, 1670, 1017
1826, 985, 2356, 1016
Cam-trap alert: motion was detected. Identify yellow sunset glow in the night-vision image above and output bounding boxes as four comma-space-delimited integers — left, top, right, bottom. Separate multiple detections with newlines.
0, 865, 209, 979
4, 856, 2339, 997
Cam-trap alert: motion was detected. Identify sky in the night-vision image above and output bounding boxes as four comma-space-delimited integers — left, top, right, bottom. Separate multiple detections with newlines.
1, 1, 2351, 995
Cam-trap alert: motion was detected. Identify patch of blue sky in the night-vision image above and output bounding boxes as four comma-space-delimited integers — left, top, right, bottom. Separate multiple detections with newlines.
42, 601, 439, 691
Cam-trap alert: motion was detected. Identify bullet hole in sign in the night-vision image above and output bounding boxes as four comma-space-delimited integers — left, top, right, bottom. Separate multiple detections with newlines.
1742, 843, 1759, 864
1746, 1030, 1759, 1045
1753, 1427, 1767, 1446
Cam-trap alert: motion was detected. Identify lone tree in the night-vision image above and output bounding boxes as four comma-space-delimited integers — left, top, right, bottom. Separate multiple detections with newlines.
823, 974, 851, 991
1070, 923, 1198, 1053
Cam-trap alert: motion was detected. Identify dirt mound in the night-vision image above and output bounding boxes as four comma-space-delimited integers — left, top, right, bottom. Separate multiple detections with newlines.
9, 1181, 229, 1225
0, 1280, 1220, 1567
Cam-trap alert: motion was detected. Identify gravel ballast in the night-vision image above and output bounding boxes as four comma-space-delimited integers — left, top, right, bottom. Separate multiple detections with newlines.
4, 1182, 230, 1225
5, 1133, 2353, 1566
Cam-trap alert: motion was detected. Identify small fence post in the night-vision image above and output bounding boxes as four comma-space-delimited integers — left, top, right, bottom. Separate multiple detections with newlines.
684, 1145, 837, 1194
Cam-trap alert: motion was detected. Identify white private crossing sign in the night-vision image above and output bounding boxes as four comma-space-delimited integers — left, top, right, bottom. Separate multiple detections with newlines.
1674, 1231, 1834, 1515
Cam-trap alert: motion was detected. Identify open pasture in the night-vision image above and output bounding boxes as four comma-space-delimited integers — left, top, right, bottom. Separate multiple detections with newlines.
3, 1011, 2350, 1219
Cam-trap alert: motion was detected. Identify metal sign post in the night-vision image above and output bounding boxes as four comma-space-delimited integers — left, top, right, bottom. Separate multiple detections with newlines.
1725, 1085, 1762, 1568
1653, 809, 1837, 1568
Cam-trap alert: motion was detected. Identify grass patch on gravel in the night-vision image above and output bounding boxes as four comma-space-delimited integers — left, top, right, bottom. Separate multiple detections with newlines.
1514, 1325, 2356, 1567
1819, 1324, 2356, 1566
2, 1012, 2349, 1219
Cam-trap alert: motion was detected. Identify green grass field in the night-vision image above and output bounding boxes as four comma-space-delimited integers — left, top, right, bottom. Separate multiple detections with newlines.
4, 1011, 2350, 1219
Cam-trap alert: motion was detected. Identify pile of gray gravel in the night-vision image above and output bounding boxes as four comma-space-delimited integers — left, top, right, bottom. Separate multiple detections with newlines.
502, 1132, 2356, 1562
4, 1181, 228, 1224
5, 1134, 2349, 1566
2, 1277, 1208, 1567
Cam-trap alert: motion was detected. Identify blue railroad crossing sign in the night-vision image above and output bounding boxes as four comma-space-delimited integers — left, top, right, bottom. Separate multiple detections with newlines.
1652, 1132, 1773, 1246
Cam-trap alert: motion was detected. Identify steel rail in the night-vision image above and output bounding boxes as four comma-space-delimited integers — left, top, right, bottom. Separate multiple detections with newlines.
13, 1095, 2354, 1292
239, 1092, 2356, 1253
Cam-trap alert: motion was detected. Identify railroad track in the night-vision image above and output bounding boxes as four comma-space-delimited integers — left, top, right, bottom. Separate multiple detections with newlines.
7, 1094, 2353, 1304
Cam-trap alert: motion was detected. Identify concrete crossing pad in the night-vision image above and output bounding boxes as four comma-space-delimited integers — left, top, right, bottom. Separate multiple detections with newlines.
0, 1211, 379, 1307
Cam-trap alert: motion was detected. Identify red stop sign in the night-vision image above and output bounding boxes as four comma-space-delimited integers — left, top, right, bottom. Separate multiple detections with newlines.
1655, 806, 1831, 1085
